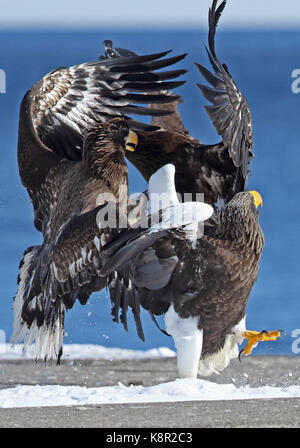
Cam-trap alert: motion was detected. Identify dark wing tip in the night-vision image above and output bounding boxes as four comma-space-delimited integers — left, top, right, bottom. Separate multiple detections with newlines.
195, 0, 252, 182
103, 39, 138, 59
208, 0, 227, 61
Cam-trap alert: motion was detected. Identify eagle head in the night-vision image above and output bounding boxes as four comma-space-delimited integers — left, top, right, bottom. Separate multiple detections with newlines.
219, 191, 264, 253
83, 118, 138, 156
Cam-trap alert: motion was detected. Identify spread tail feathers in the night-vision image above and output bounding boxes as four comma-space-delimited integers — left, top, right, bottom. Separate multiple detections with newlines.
11, 246, 64, 362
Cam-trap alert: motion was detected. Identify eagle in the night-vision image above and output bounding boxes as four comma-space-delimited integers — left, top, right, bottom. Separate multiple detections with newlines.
12, 44, 187, 361
98, 0, 283, 377
126, 1, 252, 208
12, 0, 282, 372
101, 165, 268, 377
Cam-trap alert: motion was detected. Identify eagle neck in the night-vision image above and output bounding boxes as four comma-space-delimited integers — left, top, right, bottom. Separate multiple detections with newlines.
82, 137, 128, 200
219, 212, 264, 255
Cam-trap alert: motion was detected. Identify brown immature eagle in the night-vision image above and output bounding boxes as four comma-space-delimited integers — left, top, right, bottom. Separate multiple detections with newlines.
100, 0, 282, 377
12, 45, 187, 361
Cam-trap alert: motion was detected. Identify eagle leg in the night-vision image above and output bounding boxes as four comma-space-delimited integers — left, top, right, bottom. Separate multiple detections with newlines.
164, 304, 203, 379
238, 329, 283, 361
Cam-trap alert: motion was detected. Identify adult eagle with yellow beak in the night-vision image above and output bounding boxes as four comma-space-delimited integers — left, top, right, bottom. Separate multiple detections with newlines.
99, 0, 283, 377
101, 167, 280, 377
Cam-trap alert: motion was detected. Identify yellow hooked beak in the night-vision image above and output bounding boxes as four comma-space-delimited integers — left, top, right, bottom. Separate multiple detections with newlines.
125, 131, 138, 152
249, 191, 263, 208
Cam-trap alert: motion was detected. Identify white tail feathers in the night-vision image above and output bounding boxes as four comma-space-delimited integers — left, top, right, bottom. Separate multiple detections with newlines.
23, 311, 64, 362
11, 246, 64, 362
11, 247, 38, 345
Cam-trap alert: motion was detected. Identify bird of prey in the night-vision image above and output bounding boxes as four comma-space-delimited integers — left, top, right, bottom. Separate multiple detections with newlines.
126, 0, 253, 209
100, 1, 282, 377
12, 43, 187, 361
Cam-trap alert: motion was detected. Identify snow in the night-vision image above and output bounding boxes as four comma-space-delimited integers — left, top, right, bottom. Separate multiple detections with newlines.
1, 343, 300, 409
0, 343, 176, 361
1, 379, 300, 409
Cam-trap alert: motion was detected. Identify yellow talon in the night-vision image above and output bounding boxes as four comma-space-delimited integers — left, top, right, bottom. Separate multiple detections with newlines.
239, 330, 283, 360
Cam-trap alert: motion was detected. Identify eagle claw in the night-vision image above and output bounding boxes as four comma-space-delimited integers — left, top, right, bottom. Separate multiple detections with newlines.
238, 329, 283, 362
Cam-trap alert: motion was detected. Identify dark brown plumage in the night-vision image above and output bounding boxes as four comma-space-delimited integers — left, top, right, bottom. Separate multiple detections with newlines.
101, 190, 264, 376
13, 41, 187, 361
126, 0, 253, 211
13, 1, 276, 373
174, 192, 264, 358
12, 118, 140, 360
98, 1, 278, 377
17, 45, 187, 232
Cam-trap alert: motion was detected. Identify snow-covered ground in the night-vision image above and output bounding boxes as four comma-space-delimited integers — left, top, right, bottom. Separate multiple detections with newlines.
1, 379, 300, 409
0, 343, 175, 361
1, 344, 300, 409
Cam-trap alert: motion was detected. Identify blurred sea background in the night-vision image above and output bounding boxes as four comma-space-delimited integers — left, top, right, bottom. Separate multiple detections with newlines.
0, 28, 299, 355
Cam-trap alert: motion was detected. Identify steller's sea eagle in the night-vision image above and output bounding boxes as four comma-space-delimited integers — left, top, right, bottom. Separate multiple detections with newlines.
99, 1, 283, 377
101, 164, 281, 377
12, 0, 283, 371
12, 43, 187, 361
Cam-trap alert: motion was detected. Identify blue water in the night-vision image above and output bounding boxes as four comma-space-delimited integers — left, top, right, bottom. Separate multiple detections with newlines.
0, 29, 300, 355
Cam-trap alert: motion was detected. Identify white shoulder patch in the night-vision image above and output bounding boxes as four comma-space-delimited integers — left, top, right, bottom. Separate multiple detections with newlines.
147, 164, 213, 235
148, 164, 179, 215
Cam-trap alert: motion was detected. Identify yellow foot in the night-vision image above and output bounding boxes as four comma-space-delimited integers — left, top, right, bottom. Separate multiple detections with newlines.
239, 329, 283, 361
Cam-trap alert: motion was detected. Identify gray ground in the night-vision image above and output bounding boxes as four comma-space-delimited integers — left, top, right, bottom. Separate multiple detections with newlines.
0, 355, 300, 428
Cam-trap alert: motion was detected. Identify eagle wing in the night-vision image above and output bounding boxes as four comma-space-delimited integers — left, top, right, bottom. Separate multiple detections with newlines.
101, 221, 175, 340
13, 203, 123, 356
102, 222, 195, 341
46, 204, 117, 305
34, 50, 187, 157
196, 0, 253, 179
100, 193, 213, 339
18, 48, 187, 195
127, 0, 253, 206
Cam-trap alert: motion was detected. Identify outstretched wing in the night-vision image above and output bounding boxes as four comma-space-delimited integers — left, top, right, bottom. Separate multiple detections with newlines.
32, 49, 186, 160
126, 0, 253, 207
196, 0, 253, 179
102, 41, 190, 136
18, 47, 187, 195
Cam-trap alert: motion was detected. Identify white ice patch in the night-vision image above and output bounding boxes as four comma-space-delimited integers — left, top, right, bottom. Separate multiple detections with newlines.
1, 379, 300, 408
